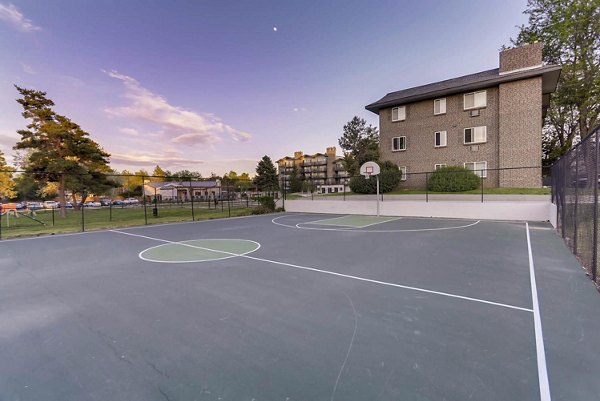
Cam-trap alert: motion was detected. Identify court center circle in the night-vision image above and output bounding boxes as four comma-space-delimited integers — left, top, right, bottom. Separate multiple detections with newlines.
139, 239, 260, 263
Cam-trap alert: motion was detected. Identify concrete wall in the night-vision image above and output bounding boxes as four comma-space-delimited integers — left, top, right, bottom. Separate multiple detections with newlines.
284, 199, 553, 222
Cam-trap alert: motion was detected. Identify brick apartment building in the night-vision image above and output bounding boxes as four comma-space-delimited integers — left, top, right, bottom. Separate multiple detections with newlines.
277, 147, 350, 194
365, 43, 561, 188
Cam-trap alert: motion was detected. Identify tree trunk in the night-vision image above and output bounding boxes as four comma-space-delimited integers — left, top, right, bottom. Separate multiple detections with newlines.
58, 174, 66, 218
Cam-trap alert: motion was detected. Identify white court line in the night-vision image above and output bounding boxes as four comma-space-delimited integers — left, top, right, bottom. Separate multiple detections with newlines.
273, 215, 481, 233
300, 216, 403, 229
525, 222, 551, 401
110, 229, 533, 313
139, 239, 261, 264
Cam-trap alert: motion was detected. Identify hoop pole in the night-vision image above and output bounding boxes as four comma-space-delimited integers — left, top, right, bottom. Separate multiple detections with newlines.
376, 175, 380, 217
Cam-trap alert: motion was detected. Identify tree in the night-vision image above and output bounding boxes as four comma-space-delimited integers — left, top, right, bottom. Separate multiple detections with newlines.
348, 161, 401, 194
289, 165, 303, 193
0, 151, 16, 199
510, 0, 600, 165
170, 170, 202, 180
13, 173, 43, 201
151, 165, 167, 181
13, 86, 114, 215
254, 155, 279, 193
338, 116, 379, 175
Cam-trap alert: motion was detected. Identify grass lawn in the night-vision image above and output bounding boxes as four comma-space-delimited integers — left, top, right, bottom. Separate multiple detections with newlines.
0, 202, 257, 239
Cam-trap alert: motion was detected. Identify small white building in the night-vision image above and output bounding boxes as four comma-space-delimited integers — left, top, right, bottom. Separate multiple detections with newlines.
143, 180, 221, 201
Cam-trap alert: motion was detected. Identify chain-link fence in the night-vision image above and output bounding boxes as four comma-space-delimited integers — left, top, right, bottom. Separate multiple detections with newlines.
0, 172, 264, 239
281, 166, 547, 202
551, 125, 600, 288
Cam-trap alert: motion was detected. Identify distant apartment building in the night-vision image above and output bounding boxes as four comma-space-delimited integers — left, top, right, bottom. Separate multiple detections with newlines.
365, 43, 561, 188
277, 147, 350, 194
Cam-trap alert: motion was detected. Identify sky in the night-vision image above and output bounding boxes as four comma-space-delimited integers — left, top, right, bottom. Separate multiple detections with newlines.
0, 0, 529, 176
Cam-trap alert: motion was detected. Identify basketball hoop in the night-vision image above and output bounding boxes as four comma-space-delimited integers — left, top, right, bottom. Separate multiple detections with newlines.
359, 161, 382, 216
360, 161, 380, 179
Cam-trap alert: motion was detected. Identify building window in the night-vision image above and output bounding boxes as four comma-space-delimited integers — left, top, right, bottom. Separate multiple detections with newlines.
399, 166, 407, 181
464, 126, 487, 144
434, 164, 447, 170
435, 131, 447, 147
392, 106, 406, 122
465, 161, 487, 178
392, 136, 406, 151
434, 98, 446, 115
464, 90, 487, 110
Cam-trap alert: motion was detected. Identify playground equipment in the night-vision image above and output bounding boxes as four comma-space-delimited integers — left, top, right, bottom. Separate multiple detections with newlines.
0, 203, 46, 227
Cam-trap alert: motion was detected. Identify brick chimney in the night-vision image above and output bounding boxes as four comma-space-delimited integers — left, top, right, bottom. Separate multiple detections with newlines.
499, 42, 543, 74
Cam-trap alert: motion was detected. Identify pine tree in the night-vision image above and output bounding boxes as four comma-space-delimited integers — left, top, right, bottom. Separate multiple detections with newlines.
338, 116, 379, 175
13, 86, 114, 216
254, 155, 279, 193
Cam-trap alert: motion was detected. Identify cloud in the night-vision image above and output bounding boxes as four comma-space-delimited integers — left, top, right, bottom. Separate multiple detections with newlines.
110, 149, 205, 168
119, 127, 140, 137
21, 63, 35, 74
103, 70, 251, 146
293, 107, 307, 112
0, 3, 41, 32
0, 134, 17, 148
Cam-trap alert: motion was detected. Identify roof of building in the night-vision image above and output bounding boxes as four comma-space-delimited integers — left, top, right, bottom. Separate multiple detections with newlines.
145, 181, 219, 189
365, 64, 562, 116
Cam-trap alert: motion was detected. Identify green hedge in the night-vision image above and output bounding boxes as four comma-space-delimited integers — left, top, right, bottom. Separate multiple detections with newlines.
427, 166, 480, 192
349, 161, 401, 194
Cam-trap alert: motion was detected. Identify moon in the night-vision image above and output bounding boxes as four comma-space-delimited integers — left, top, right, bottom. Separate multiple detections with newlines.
273, 27, 278, 32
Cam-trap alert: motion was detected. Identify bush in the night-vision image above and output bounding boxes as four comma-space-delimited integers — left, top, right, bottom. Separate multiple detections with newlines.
427, 166, 480, 192
256, 196, 275, 211
349, 160, 402, 194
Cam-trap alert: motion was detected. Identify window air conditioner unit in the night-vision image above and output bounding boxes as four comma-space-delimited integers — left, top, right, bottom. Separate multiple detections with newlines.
470, 145, 479, 151
469, 110, 480, 117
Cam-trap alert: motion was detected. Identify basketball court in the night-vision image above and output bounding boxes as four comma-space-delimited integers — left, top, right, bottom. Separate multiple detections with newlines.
0, 213, 599, 400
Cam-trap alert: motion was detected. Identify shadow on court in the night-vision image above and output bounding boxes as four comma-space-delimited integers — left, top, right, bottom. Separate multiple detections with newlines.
0, 213, 599, 400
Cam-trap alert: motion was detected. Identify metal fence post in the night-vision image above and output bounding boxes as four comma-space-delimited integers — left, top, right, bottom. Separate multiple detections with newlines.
227, 183, 231, 217
189, 179, 195, 221
481, 173, 484, 203
80, 174, 85, 232
282, 178, 285, 210
573, 147, 579, 253
425, 172, 429, 203
593, 131, 599, 283
142, 175, 148, 225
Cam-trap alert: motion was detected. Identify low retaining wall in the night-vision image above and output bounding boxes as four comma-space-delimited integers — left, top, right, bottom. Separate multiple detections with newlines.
284, 199, 553, 222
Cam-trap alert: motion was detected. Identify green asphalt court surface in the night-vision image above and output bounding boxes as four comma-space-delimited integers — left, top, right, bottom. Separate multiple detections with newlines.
1, 213, 599, 401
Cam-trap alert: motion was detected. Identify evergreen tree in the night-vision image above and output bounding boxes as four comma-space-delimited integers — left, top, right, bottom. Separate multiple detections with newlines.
338, 116, 379, 175
13, 86, 115, 215
254, 155, 279, 193
151, 165, 167, 181
289, 165, 303, 193
510, 0, 600, 165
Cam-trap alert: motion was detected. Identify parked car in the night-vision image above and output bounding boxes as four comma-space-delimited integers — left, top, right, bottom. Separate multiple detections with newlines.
15, 202, 26, 210
84, 201, 101, 208
99, 199, 112, 206
123, 198, 140, 205
111, 200, 125, 206
26, 201, 44, 210
43, 201, 59, 209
